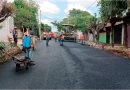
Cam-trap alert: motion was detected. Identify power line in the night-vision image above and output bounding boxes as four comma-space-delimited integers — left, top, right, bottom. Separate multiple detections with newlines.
86, 0, 97, 9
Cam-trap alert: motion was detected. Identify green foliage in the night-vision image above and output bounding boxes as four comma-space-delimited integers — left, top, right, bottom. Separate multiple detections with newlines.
13, 0, 38, 29
98, 0, 127, 22
67, 9, 93, 32
52, 9, 94, 32
86, 13, 97, 29
45, 24, 51, 32
41, 23, 51, 32
51, 20, 63, 31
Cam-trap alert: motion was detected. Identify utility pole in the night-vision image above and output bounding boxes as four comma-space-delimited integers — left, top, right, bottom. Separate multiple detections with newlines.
68, 17, 69, 24
38, 10, 41, 41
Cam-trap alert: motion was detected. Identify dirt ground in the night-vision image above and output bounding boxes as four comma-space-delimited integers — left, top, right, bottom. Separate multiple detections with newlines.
85, 41, 130, 59
0, 46, 22, 65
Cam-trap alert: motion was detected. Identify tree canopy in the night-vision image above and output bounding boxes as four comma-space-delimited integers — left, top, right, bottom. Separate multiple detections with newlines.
98, 0, 127, 22
13, 0, 38, 29
41, 23, 52, 32
51, 20, 63, 31
0, 0, 16, 23
52, 9, 94, 32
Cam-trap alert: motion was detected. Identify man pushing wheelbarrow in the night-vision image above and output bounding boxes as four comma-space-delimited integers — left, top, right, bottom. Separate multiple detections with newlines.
14, 30, 35, 71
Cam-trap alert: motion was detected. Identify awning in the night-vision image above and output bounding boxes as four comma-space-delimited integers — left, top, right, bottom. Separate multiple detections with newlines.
105, 21, 123, 27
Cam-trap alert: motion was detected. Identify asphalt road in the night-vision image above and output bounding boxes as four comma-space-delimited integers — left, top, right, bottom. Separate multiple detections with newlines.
0, 40, 130, 89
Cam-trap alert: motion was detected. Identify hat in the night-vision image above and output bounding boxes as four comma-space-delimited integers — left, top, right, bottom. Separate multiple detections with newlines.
30, 31, 34, 35
14, 26, 17, 29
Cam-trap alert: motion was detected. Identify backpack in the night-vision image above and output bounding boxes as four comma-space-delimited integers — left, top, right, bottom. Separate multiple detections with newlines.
23, 35, 32, 49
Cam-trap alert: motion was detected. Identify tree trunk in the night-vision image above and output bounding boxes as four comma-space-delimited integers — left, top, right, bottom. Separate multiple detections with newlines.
123, 21, 128, 48
111, 23, 114, 47
96, 32, 99, 44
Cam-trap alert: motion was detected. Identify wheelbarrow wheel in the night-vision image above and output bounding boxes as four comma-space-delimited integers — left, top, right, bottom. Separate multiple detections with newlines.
26, 64, 28, 69
16, 64, 20, 71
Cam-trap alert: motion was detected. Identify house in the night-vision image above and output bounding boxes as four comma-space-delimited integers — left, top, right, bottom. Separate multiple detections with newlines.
76, 30, 83, 40
0, 0, 14, 42
88, 29, 94, 42
96, 23, 106, 43
96, 21, 124, 45
0, 16, 14, 42
105, 21, 124, 45
127, 25, 130, 47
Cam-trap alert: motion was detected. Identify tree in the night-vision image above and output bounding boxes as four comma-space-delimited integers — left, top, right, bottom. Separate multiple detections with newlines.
52, 9, 94, 32
43, 24, 51, 32
98, 0, 127, 23
51, 20, 63, 31
67, 9, 93, 32
0, 0, 16, 23
13, 0, 38, 29
98, 0, 127, 47
86, 13, 97, 29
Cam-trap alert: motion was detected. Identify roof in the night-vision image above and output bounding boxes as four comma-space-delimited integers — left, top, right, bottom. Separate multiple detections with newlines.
62, 24, 75, 27
96, 23, 105, 32
105, 21, 123, 27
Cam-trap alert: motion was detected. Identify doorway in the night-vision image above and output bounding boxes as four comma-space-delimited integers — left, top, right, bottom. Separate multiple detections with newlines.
114, 25, 122, 44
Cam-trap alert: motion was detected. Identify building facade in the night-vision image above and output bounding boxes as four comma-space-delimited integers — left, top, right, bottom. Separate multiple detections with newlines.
0, 16, 14, 42
0, 0, 14, 42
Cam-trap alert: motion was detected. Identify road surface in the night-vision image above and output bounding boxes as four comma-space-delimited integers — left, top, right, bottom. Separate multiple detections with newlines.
0, 40, 130, 89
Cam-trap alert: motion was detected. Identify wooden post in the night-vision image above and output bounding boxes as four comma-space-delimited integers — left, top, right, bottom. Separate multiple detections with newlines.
22, 27, 24, 36
123, 20, 128, 48
111, 22, 114, 47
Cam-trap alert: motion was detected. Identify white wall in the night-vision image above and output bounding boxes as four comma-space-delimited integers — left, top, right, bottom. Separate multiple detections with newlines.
88, 33, 93, 41
0, 16, 14, 42
76, 30, 82, 39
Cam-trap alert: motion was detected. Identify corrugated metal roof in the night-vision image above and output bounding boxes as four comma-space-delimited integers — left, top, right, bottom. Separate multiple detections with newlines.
105, 21, 123, 27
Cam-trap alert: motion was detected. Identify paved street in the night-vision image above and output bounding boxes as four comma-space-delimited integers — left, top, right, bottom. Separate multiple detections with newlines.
0, 40, 130, 89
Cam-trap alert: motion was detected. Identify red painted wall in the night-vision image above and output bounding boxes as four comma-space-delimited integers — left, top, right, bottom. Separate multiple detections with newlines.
127, 25, 130, 47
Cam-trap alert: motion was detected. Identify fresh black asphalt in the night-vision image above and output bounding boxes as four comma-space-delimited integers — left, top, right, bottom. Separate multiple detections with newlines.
0, 40, 130, 89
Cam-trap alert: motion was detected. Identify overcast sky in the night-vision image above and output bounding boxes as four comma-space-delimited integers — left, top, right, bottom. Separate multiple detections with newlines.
7, 0, 100, 32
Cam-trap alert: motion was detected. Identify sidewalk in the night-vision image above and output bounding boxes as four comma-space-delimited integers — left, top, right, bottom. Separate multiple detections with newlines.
83, 40, 130, 58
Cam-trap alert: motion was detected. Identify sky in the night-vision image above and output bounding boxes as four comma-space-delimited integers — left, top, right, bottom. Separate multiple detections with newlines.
7, 0, 100, 32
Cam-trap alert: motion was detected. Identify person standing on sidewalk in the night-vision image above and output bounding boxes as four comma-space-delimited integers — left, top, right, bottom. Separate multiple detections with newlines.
74, 31, 77, 42
12, 27, 18, 46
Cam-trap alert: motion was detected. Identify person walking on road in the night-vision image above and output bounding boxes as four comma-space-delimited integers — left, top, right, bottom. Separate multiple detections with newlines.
22, 31, 34, 60
54, 32, 58, 42
58, 31, 62, 42
60, 34, 65, 46
46, 32, 50, 46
